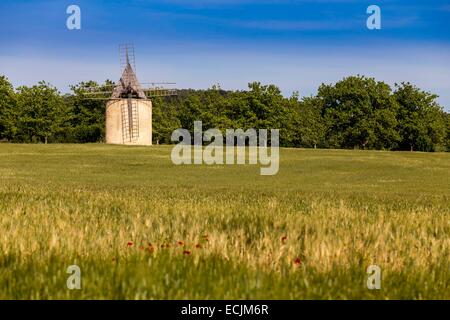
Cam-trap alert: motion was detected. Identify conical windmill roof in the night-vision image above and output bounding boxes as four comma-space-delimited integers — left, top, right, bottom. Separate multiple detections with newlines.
112, 62, 147, 99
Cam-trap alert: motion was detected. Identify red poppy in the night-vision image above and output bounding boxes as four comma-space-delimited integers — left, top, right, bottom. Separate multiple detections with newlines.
178, 241, 185, 246
294, 257, 302, 265
183, 250, 191, 255
127, 241, 133, 247
195, 244, 202, 249
147, 246, 155, 253
281, 236, 287, 243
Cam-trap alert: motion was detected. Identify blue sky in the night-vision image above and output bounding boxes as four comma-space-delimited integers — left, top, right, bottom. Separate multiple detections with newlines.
0, 0, 449, 110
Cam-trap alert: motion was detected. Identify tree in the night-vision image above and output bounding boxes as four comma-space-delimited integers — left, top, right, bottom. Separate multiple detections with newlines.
152, 96, 181, 144
318, 76, 399, 150
0, 76, 17, 141
446, 113, 450, 152
67, 81, 110, 143
14, 82, 69, 143
292, 96, 326, 148
246, 82, 286, 128
394, 83, 446, 151
245, 82, 292, 145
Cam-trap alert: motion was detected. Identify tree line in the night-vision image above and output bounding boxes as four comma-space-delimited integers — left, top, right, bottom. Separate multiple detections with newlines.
0, 74, 448, 151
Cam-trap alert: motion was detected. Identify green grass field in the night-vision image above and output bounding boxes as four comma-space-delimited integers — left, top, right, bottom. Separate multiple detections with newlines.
0, 144, 449, 299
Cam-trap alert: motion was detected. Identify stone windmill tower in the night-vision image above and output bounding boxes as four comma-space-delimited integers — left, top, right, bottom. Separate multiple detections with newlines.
82, 44, 176, 146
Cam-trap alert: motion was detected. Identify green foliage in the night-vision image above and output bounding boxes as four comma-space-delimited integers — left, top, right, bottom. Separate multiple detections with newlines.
291, 96, 326, 148
66, 81, 110, 143
0, 74, 448, 151
0, 76, 17, 141
14, 82, 69, 143
446, 113, 450, 151
318, 76, 400, 150
152, 96, 181, 144
394, 82, 447, 152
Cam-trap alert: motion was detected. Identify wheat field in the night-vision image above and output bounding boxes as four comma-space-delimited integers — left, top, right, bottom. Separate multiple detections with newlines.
0, 144, 449, 299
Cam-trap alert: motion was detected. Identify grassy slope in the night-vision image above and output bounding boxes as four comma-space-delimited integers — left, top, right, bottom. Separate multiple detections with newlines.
0, 144, 449, 299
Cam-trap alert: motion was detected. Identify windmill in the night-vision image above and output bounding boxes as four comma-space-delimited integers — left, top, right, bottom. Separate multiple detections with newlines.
81, 44, 177, 145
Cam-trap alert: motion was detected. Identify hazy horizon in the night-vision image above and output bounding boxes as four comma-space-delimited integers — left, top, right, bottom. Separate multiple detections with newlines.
0, 0, 449, 110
